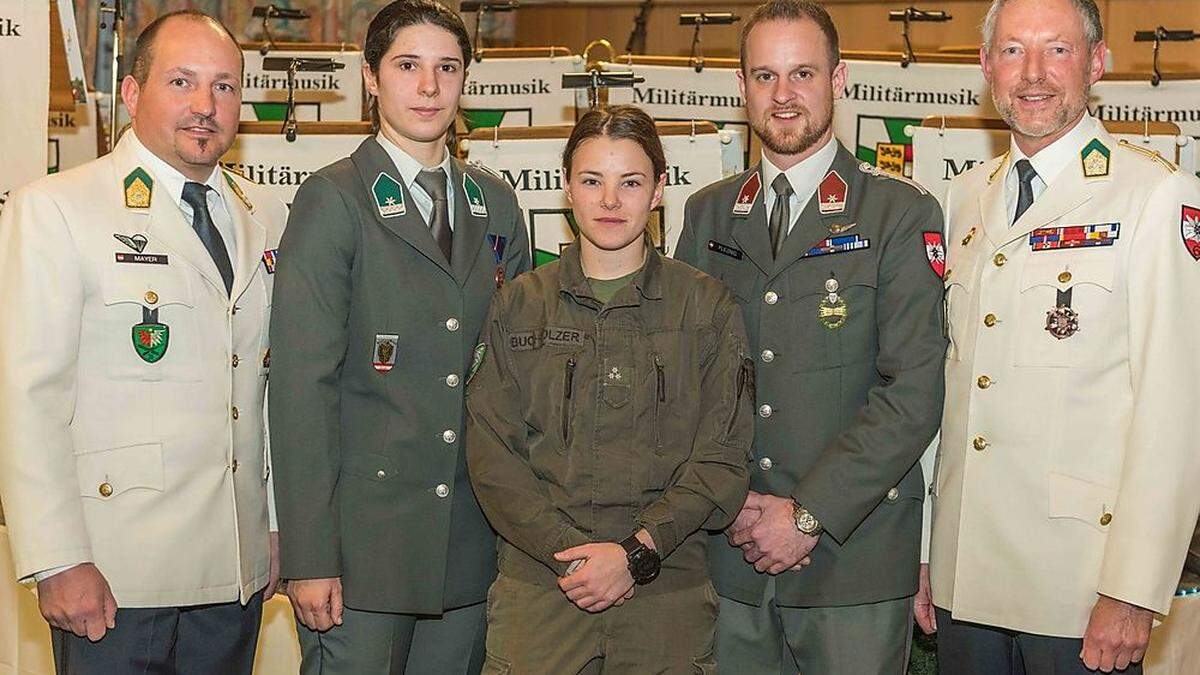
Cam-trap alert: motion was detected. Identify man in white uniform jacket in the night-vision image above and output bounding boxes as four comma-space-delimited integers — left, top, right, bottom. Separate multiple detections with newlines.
0, 11, 285, 673
919, 0, 1200, 673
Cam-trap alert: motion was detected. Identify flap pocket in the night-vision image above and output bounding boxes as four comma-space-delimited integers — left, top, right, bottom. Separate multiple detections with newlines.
342, 453, 399, 482
1047, 471, 1117, 533
101, 268, 195, 308
76, 442, 165, 500
1019, 252, 1115, 293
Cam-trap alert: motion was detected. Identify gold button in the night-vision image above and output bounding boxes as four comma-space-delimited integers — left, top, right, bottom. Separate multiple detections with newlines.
144, 290, 159, 305
993, 253, 1007, 267
984, 313, 997, 327
977, 375, 992, 389
972, 436, 989, 452
1100, 513, 1112, 526
231, 406, 240, 420
944, 268, 953, 281
98, 482, 113, 497
231, 354, 240, 368
1058, 271, 1073, 284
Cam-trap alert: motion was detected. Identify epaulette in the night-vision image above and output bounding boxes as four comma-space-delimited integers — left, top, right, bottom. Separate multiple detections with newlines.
1117, 140, 1177, 173
467, 159, 505, 183
856, 161, 929, 196
988, 152, 1010, 183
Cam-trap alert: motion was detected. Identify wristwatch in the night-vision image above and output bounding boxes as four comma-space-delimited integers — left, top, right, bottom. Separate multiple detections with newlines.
793, 503, 823, 537
619, 533, 662, 585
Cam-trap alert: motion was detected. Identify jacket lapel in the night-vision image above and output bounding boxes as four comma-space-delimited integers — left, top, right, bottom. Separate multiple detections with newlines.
220, 173, 267, 303
1003, 139, 1105, 247
978, 152, 1012, 250
770, 145, 858, 278
449, 160, 485, 285
728, 166, 774, 276
350, 138, 453, 279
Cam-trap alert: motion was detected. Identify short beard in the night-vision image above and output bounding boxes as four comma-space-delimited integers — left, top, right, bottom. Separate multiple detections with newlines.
752, 106, 832, 157
993, 86, 1089, 141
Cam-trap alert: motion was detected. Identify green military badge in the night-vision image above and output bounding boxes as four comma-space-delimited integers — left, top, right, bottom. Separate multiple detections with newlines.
463, 173, 488, 217
372, 173, 406, 218
1080, 138, 1110, 178
818, 276, 847, 330
467, 343, 487, 385
123, 168, 153, 209
132, 307, 169, 363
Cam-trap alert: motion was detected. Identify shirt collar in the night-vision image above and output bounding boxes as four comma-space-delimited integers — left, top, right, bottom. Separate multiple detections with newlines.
375, 133, 452, 188
127, 130, 224, 208
1007, 113, 1100, 187
760, 135, 838, 202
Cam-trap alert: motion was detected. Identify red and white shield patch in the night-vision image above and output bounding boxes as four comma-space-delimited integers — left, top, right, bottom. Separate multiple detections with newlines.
923, 232, 946, 278
733, 172, 761, 216
818, 171, 848, 215
1182, 205, 1200, 261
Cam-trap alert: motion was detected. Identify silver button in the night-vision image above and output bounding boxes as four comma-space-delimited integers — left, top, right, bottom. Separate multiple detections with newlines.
761, 349, 775, 363
758, 457, 773, 470
824, 278, 840, 293
887, 487, 900, 501
376, 470, 387, 479
445, 318, 460, 332
446, 374, 460, 387
764, 291, 779, 305
758, 404, 773, 418
442, 429, 457, 444
435, 484, 450, 498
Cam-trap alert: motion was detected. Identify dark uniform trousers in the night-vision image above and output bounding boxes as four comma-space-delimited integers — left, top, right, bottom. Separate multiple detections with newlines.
934, 607, 1143, 675
52, 592, 264, 675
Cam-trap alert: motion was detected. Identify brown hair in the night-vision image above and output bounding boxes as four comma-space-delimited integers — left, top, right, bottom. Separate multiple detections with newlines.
739, 0, 840, 72
363, 0, 471, 133
130, 10, 243, 86
562, 105, 666, 181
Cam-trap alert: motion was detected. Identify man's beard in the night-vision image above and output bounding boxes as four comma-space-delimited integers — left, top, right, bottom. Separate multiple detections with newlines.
751, 103, 832, 156
993, 85, 1088, 140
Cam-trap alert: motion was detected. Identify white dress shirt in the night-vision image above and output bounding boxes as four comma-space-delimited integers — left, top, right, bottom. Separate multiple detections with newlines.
376, 134, 457, 229
761, 135, 839, 234
1005, 114, 1101, 225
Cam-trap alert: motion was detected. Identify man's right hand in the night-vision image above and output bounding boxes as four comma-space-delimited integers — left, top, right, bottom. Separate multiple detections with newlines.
287, 577, 344, 632
37, 563, 117, 642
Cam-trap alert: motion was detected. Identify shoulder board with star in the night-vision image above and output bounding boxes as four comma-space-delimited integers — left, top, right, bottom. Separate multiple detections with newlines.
466, 160, 505, 184
856, 161, 929, 196
1116, 140, 1177, 173
222, 170, 255, 211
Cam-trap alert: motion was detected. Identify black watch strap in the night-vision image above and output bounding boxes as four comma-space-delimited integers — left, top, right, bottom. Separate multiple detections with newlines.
619, 534, 644, 556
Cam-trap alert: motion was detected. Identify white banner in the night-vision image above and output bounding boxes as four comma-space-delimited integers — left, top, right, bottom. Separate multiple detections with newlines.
461, 55, 584, 130
0, 0, 49, 210
911, 125, 1193, 208
48, 92, 99, 174
1092, 78, 1200, 137
221, 131, 369, 204
241, 48, 364, 122
464, 131, 725, 264
601, 61, 750, 164
835, 59, 995, 179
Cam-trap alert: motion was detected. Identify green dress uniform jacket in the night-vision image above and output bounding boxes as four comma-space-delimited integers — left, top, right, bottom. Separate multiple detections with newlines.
269, 137, 530, 614
465, 243, 752, 594
675, 143, 947, 607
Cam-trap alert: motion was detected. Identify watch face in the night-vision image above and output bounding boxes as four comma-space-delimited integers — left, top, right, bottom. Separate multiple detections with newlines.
629, 548, 661, 584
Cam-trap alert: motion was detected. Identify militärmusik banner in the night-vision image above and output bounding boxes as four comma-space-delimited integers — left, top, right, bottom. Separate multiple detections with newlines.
1092, 78, 1200, 137
0, 0, 49, 212
601, 61, 750, 164
241, 48, 364, 122
911, 125, 1193, 208
464, 131, 724, 265
834, 59, 995, 179
222, 130, 369, 204
461, 55, 584, 130
48, 92, 99, 175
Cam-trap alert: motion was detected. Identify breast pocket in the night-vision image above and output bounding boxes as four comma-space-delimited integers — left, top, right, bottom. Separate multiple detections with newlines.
787, 262, 878, 372
101, 268, 201, 382
1013, 254, 1115, 368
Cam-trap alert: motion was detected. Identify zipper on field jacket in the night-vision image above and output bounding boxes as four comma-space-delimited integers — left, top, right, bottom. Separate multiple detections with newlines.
653, 355, 665, 449
561, 357, 576, 444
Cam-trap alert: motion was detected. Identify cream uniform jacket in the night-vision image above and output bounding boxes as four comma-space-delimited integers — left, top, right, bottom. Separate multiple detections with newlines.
0, 133, 287, 608
931, 115, 1200, 637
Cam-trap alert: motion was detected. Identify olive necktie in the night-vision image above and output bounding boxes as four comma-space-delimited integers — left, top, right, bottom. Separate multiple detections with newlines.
415, 168, 452, 263
181, 182, 234, 296
769, 173, 794, 259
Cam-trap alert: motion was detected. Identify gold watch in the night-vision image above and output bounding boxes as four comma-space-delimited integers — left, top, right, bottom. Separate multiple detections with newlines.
793, 502, 823, 536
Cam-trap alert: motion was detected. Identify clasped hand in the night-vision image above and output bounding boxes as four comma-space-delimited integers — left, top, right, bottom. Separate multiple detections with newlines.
726, 491, 817, 575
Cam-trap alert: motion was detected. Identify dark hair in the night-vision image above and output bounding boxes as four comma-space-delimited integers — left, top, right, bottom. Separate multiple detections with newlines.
130, 10, 243, 86
562, 105, 666, 181
739, 0, 840, 72
364, 0, 472, 132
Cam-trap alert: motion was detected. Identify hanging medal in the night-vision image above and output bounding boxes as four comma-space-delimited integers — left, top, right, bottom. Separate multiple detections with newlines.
1044, 288, 1079, 340
818, 275, 848, 330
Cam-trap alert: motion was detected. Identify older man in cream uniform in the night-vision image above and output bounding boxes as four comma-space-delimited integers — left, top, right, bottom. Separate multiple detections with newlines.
0, 10, 285, 674
925, 1, 1200, 674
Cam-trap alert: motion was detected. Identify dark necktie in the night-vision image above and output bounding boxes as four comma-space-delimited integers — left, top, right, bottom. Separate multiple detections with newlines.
181, 182, 234, 296
1013, 159, 1039, 225
415, 168, 452, 263
769, 173, 794, 259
